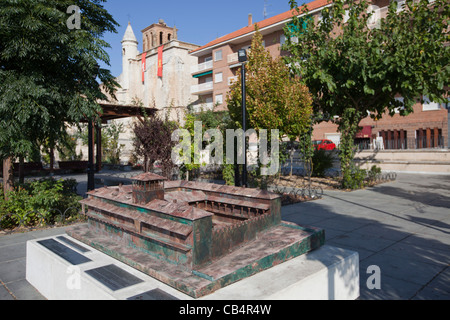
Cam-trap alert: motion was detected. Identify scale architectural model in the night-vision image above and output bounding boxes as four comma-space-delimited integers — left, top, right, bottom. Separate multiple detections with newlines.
67, 172, 325, 298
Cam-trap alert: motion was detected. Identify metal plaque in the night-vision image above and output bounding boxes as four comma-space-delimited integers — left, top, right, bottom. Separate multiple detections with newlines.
56, 236, 90, 253
85, 264, 143, 291
127, 288, 179, 300
37, 238, 92, 265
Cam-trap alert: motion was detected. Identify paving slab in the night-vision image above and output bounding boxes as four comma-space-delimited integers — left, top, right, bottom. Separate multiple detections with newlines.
327, 232, 396, 253
359, 274, 423, 300
412, 267, 450, 300
360, 252, 445, 287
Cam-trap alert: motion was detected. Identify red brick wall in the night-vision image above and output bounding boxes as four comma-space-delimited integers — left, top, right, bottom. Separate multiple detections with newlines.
312, 104, 449, 147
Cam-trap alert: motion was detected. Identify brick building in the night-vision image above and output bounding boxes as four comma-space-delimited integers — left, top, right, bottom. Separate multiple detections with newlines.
188, 0, 449, 149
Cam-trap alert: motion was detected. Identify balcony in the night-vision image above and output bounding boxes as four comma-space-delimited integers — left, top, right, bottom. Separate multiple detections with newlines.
193, 102, 214, 113
227, 52, 238, 64
191, 60, 213, 75
191, 81, 213, 95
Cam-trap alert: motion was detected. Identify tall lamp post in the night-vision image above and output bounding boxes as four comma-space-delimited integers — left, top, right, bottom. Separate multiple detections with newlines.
238, 49, 247, 187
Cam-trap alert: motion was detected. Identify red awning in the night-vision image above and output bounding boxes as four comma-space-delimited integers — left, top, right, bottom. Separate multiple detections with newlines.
356, 126, 372, 139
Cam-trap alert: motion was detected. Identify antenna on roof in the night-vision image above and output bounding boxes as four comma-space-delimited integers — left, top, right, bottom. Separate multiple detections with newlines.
263, 0, 271, 19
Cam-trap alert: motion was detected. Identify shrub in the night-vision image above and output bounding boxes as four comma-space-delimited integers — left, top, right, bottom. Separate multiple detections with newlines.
341, 167, 367, 190
312, 149, 334, 177
0, 178, 82, 230
367, 165, 382, 182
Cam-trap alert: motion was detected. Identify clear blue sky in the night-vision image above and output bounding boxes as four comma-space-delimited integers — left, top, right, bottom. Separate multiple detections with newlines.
99, 0, 302, 77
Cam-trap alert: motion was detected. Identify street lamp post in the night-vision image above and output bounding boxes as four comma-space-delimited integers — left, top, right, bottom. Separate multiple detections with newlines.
238, 49, 247, 187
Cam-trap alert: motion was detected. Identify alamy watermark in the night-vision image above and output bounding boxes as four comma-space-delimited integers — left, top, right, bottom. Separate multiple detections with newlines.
171, 122, 280, 175
66, 5, 81, 30
66, 266, 81, 290
366, 265, 381, 290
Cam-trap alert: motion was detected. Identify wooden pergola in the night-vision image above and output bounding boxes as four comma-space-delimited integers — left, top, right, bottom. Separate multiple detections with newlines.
84, 103, 157, 191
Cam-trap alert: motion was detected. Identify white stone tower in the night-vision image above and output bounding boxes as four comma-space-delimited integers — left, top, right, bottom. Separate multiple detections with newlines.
121, 22, 139, 91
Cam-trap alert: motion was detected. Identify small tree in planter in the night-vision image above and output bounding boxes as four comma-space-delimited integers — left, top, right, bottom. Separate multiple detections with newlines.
133, 114, 179, 179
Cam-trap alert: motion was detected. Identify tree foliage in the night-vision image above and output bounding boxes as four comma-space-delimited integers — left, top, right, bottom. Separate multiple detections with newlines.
0, 0, 119, 159
227, 26, 313, 139
284, 0, 449, 188
133, 114, 179, 179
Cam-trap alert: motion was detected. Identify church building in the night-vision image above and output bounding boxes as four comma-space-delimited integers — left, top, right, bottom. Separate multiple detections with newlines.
115, 19, 200, 120
92, 20, 200, 164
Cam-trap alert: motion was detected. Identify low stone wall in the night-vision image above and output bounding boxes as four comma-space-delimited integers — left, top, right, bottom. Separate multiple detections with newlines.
354, 149, 450, 174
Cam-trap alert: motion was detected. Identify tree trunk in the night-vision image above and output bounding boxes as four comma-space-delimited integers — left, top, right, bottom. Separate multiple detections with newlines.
49, 148, 54, 174
144, 155, 148, 172
19, 156, 24, 184
2, 157, 14, 200
338, 108, 363, 189
289, 146, 294, 177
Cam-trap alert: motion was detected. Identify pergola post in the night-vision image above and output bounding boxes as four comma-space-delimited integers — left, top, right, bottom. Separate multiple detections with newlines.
83, 103, 157, 193
96, 123, 102, 172
87, 120, 95, 191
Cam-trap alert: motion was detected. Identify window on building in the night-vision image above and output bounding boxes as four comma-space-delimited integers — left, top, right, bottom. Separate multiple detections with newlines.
380, 130, 408, 150
205, 76, 213, 83
215, 72, 223, 83
214, 50, 223, 61
394, 96, 405, 113
159, 32, 163, 45
280, 34, 286, 46
422, 96, 441, 111
205, 56, 212, 62
215, 94, 223, 105
367, 5, 380, 27
415, 128, 443, 149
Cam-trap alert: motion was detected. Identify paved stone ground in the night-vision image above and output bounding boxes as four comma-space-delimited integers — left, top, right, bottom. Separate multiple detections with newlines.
0, 172, 449, 300
282, 173, 450, 300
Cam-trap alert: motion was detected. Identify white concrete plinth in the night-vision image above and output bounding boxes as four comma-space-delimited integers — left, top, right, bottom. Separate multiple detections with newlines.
26, 236, 359, 300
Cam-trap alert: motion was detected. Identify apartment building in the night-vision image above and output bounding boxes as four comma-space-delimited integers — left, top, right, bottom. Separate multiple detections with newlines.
188, 1, 327, 112
188, 0, 449, 149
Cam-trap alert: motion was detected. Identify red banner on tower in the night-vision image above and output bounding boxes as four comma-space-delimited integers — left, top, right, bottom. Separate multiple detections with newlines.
141, 52, 146, 83
157, 45, 163, 78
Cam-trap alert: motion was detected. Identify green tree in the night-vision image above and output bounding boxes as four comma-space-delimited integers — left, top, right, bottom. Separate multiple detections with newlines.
284, 0, 449, 188
227, 26, 313, 184
0, 0, 119, 196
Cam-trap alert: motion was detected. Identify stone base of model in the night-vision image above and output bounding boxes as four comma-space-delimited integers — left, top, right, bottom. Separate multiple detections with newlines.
26, 231, 359, 300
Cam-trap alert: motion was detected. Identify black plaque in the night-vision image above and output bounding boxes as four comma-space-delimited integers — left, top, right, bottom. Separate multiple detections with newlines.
127, 288, 179, 300
85, 264, 143, 291
37, 239, 92, 265
56, 236, 90, 253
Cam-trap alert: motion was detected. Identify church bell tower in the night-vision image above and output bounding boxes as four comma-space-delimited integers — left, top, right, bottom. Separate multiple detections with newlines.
121, 22, 139, 90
